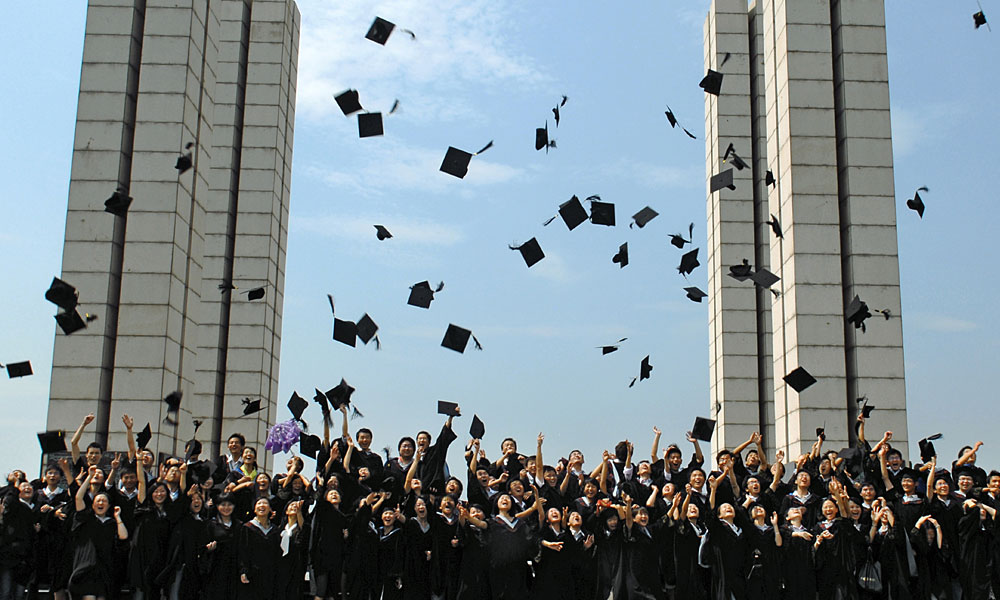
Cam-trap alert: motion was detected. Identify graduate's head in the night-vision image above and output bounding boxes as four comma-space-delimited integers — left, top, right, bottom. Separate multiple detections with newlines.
666, 445, 683, 469
216, 493, 235, 517
745, 448, 760, 468
149, 481, 169, 505
242, 446, 257, 466
445, 477, 463, 497
749, 503, 766, 521
934, 477, 951, 497
285, 456, 304, 473
164, 464, 181, 483
17, 481, 33, 500
90, 468, 106, 486
189, 490, 204, 514
356, 466, 370, 482
542, 466, 558, 486
290, 474, 306, 492
414, 497, 428, 517
885, 448, 903, 469
821, 498, 838, 520
715, 450, 733, 469
285, 499, 299, 517
818, 457, 833, 476
686, 502, 700, 521
525, 456, 536, 474
603, 508, 619, 530
184, 439, 202, 459
662, 482, 676, 499
860, 483, 876, 501
121, 468, 138, 490
398, 437, 415, 459
614, 441, 629, 462
469, 504, 486, 520
45, 464, 61, 485
569, 449, 584, 465
7, 470, 25, 484
139, 449, 155, 468
507, 479, 524, 497
958, 472, 975, 493
381, 506, 398, 526
546, 507, 561, 524
900, 471, 917, 493
988, 471, 1000, 494
501, 438, 518, 454
253, 496, 272, 519
637, 460, 651, 478
255, 472, 271, 491
583, 478, 599, 498
227, 433, 245, 456
439, 496, 456, 516
689, 468, 706, 489
85, 442, 103, 465
785, 506, 804, 523
717, 503, 734, 521
356, 428, 373, 449
568, 510, 583, 527
848, 498, 863, 520
325, 488, 341, 506
635, 506, 650, 526
326, 473, 340, 490
744, 475, 761, 495
959, 445, 976, 464
92, 491, 111, 516
496, 494, 513, 512
476, 467, 490, 486
794, 470, 811, 489
416, 431, 432, 451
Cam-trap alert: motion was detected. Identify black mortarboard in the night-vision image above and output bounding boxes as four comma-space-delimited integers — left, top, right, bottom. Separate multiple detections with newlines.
700, 69, 724, 96
723, 143, 748, 170
974, 10, 988, 28
136, 423, 152, 450
439, 141, 493, 179
919, 433, 943, 463
437, 400, 461, 417
184, 437, 202, 463
557, 196, 588, 230
55, 310, 88, 335
837, 447, 864, 473
164, 391, 182, 414
684, 287, 707, 303
677, 248, 700, 276
815, 427, 826, 440
333, 318, 358, 347
766, 214, 783, 239
327, 379, 355, 410
631, 206, 659, 229
640, 355, 652, 380
374, 225, 392, 240
358, 112, 384, 138
728, 260, 753, 281
335, 89, 363, 116
407, 280, 443, 309
691, 417, 716, 442
765, 170, 775, 186
287, 392, 308, 421
3, 361, 32, 378
953, 465, 977, 481
899, 467, 920, 482
246, 287, 265, 301
37, 430, 66, 454
509, 238, 545, 268
313, 388, 330, 415
442, 324, 481, 353
365, 16, 395, 44
710, 169, 735, 192
104, 188, 133, 217
45, 277, 79, 311
175, 142, 193, 174
664, 105, 697, 139
750, 268, 779, 289
669, 223, 694, 249
210, 461, 231, 486
846, 295, 872, 331
470, 414, 485, 440
300, 432, 322, 460
589, 200, 615, 226
535, 122, 549, 151
612, 243, 628, 268
356, 313, 378, 345
907, 187, 927, 218
857, 396, 876, 419
241, 397, 263, 416
599, 337, 627, 355
783, 367, 816, 393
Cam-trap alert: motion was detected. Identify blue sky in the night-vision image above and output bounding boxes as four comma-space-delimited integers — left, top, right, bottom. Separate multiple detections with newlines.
2, 1, 998, 477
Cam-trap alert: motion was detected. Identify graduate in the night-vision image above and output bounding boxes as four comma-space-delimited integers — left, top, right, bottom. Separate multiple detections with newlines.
69, 466, 128, 600
237, 497, 281, 600
202, 493, 241, 600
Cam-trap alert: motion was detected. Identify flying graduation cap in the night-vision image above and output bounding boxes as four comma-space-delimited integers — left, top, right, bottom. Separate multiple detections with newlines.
543, 195, 589, 230
628, 355, 653, 388
287, 392, 308, 422
37, 430, 66, 454
104, 187, 133, 217
766, 214, 783, 238
710, 169, 735, 192
728, 259, 753, 281
441, 324, 482, 353
700, 69, 724, 96
437, 400, 461, 417
356, 313, 380, 348
357, 100, 400, 139
327, 379, 358, 416
242, 397, 263, 416
509, 238, 545, 268
684, 287, 707, 303
374, 225, 392, 240
598, 337, 628, 355
470, 415, 486, 440
630, 206, 658, 229
723, 143, 748, 170
2, 361, 33, 378
175, 142, 194, 174
552, 95, 568, 126
846, 295, 873, 332
243, 287, 265, 301
919, 433, 943, 463
135, 422, 152, 450
163, 391, 182, 425
535, 121, 556, 152
750, 268, 780, 290
365, 16, 415, 45
588, 196, 615, 226
335, 89, 363, 116
690, 416, 716, 442
440, 141, 494, 179
612, 243, 628, 268
783, 366, 816, 393
46, 277, 79, 312
669, 223, 694, 249
765, 170, 776, 187
906, 186, 928, 218
664, 105, 696, 139
974, 8, 989, 30
677, 248, 700, 276
407, 281, 444, 309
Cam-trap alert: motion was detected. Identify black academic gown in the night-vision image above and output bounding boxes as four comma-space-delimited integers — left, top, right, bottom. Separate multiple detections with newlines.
624, 522, 663, 600
485, 515, 536, 600
745, 522, 782, 600
871, 522, 913, 600
813, 518, 860, 600
403, 517, 434, 600
779, 524, 817, 600
673, 520, 711, 600
202, 516, 241, 600
237, 520, 280, 600
344, 503, 380, 600
161, 512, 209, 599
128, 502, 174, 597
67, 509, 118, 598
307, 500, 347, 598
568, 527, 598, 600
707, 516, 751, 600
956, 507, 994, 600
377, 525, 406, 600
532, 525, 575, 600
274, 521, 308, 600
0, 497, 38, 588
595, 523, 626, 600
431, 513, 462, 600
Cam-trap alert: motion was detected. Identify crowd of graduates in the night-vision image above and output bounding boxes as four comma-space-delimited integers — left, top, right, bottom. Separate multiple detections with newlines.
1, 405, 999, 600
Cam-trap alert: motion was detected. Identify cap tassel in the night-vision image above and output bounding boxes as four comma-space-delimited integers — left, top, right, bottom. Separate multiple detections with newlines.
327, 294, 336, 314
542, 215, 557, 226
400, 28, 416, 39
474, 141, 494, 155
434, 281, 445, 293
388, 99, 401, 115
373, 335, 381, 350
628, 377, 637, 388
382, 446, 392, 461
351, 405, 364, 420
471, 334, 483, 351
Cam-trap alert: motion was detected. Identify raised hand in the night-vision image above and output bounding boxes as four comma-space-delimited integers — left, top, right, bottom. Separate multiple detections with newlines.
83, 413, 95, 426
653, 426, 661, 436
114, 506, 122, 518
111, 453, 121, 470
122, 414, 134, 429
584, 534, 595, 549
770, 512, 779, 527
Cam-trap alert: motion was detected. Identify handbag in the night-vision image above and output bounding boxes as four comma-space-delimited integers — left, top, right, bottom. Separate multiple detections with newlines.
857, 548, 883, 593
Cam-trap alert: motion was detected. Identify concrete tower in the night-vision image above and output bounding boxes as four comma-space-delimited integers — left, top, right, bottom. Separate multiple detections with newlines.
48, 0, 299, 466
704, 0, 908, 459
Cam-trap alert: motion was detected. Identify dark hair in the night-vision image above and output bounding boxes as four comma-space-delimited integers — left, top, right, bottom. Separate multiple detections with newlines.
746, 448, 759, 457
583, 477, 599, 489
666, 445, 682, 458
356, 428, 373, 438
185, 439, 202, 456
690, 467, 706, 478
148, 482, 169, 504
502, 437, 518, 450
216, 492, 235, 505
989, 470, 1000, 481
244, 446, 257, 457
288, 456, 304, 472
45, 463, 60, 474
542, 466, 557, 476
885, 448, 902, 460
959, 446, 973, 459
86, 441, 103, 453
416, 430, 432, 442
228, 433, 246, 446
715, 449, 732, 463
398, 437, 415, 452
614, 441, 629, 461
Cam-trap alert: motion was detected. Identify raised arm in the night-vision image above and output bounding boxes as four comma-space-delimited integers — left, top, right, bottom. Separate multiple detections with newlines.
403, 449, 422, 494
926, 457, 937, 501
535, 433, 544, 486
708, 471, 721, 510
339, 405, 350, 439
956, 441, 984, 467
754, 433, 769, 473
122, 414, 137, 462
76, 466, 95, 511
771, 512, 782, 546
343, 435, 356, 474
468, 439, 481, 474
651, 427, 661, 463
114, 506, 128, 540
598, 452, 610, 495
733, 433, 755, 457
70, 413, 95, 464
870, 431, 892, 456
623, 493, 634, 531
878, 446, 893, 491
856, 414, 867, 444
687, 432, 704, 464
137, 460, 147, 504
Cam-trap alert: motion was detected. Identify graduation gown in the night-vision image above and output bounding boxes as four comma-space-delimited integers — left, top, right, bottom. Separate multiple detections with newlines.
673, 520, 710, 600
377, 525, 406, 600
0, 497, 38, 585
67, 509, 118, 597
871, 523, 913, 600
706, 517, 750, 600
778, 525, 817, 600
624, 522, 663, 600
745, 523, 782, 600
274, 521, 308, 600
307, 500, 347, 598
237, 520, 280, 600
161, 512, 209, 599
485, 515, 536, 600
595, 523, 626, 600
402, 517, 434, 600
344, 504, 380, 600
431, 513, 462, 600
532, 525, 575, 600
128, 503, 173, 595
956, 508, 994, 600
202, 517, 241, 600
813, 518, 860, 600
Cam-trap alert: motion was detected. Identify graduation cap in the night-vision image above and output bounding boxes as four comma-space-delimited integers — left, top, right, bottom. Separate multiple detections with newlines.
552, 95, 568, 126
164, 391, 182, 415
589, 197, 615, 226
535, 121, 556, 152
765, 170, 776, 187
509, 238, 545, 268
470, 414, 486, 440
846, 295, 873, 332
628, 355, 653, 388
728, 259, 753, 281
313, 388, 331, 417
439, 141, 494, 179
442, 324, 482, 353
723, 143, 748, 170
919, 433, 943, 463
612, 243, 628, 268
407, 280, 444, 309
437, 400, 461, 417
175, 142, 194, 174
218, 280, 236, 293
104, 188, 133, 217
750, 268, 779, 289
684, 287, 707, 303
136, 423, 152, 450
815, 427, 826, 441
55, 310, 97, 335
335, 89, 363, 116
783, 366, 816, 393
364, 16, 414, 45
374, 225, 392, 240
327, 378, 356, 411
691, 417, 716, 442
241, 397, 263, 416
598, 337, 627, 355
358, 112, 384, 138
287, 392, 308, 422
906, 186, 927, 218
2, 361, 32, 378
630, 206, 659, 229
710, 169, 735, 192
677, 248, 700, 276
244, 287, 265, 301
664, 105, 697, 139
545, 195, 589, 230
898, 467, 920, 482
669, 223, 694, 249
37, 430, 66, 454
837, 447, 864, 473
45, 277, 79, 311
974, 10, 989, 29
300, 432, 322, 460
333, 318, 358, 347
700, 69, 724, 96
356, 313, 379, 347
766, 214, 783, 238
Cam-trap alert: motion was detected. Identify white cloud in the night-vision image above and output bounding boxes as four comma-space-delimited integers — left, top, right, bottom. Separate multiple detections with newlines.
891, 102, 965, 157
525, 252, 577, 284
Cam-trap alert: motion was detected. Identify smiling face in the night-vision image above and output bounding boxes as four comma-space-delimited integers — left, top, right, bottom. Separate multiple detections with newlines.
583, 481, 597, 498
256, 473, 270, 490
745, 450, 760, 468
140, 449, 154, 468
689, 470, 705, 489
497, 494, 512, 511
440, 497, 455, 516
822, 499, 838, 521
254, 498, 271, 519
414, 497, 428, 518
190, 493, 204, 514
228, 436, 244, 458
18, 482, 33, 500
861, 484, 876, 502
935, 478, 951, 497
667, 450, 683, 470
151, 484, 168, 505
568, 511, 582, 527
357, 430, 372, 449
750, 505, 766, 521
745, 477, 761, 496
242, 448, 256, 466
217, 500, 234, 517
686, 503, 700, 521
399, 439, 415, 460
382, 508, 396, 527
416, 432, 431, 452
547, 507, 561, 524
509, 480, 524, 498
795, 471, 811, 489
959, 475, 974, 493
637, 461, 651, 478
718, 503, 735, 520
92, 493, 110, 516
